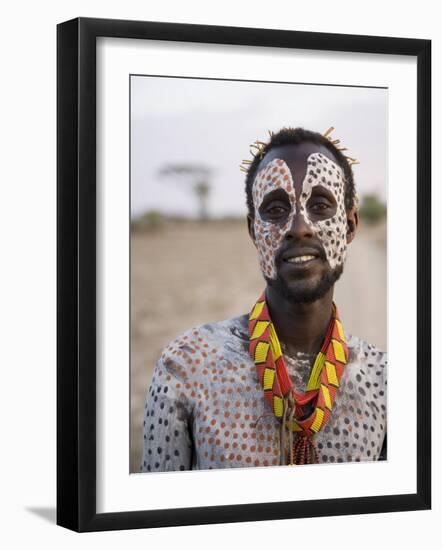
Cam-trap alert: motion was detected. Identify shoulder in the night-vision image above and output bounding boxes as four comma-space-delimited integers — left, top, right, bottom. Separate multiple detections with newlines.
346, 334, 387, 366
156, 314, 250, 376
345, 333, 387, 385
162, 314, 249, 354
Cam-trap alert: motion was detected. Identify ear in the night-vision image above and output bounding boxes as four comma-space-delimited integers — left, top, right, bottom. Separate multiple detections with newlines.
346, 205, 359, 244
247, 214, 257, 245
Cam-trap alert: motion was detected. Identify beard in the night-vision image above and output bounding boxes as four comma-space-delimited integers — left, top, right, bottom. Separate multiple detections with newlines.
266, 261, 344, 305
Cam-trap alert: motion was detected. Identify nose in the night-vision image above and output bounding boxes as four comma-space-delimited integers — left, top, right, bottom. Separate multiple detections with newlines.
284, 211, 313, 241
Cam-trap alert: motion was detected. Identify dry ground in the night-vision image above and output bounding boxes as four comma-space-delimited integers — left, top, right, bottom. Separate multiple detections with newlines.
130, 219, 386, 471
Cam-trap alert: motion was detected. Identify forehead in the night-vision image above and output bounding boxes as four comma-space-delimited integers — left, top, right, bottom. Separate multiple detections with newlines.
253, 142, 341, 196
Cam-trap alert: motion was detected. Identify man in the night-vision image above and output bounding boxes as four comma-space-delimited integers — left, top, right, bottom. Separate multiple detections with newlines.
140, 127, 387, 472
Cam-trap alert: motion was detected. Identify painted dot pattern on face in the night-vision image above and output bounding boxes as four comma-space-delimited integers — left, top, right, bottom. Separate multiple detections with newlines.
299, 152, 348, 269
140, 315, 387, 472
251, 153, 349, 281
252, 159, 296, 279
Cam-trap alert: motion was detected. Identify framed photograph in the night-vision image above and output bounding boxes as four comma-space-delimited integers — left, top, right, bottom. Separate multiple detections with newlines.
57, 17, 431, 532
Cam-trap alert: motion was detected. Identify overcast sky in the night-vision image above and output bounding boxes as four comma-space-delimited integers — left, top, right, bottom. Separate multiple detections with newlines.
131, 76, 387, 219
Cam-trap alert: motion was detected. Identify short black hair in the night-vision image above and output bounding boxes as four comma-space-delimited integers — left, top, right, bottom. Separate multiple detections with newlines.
244, 127, 357, 218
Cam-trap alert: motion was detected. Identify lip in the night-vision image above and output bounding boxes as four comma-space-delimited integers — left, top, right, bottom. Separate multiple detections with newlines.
281, 247, 323, 262
281, 256, 321, 269
278, 246, 325, 271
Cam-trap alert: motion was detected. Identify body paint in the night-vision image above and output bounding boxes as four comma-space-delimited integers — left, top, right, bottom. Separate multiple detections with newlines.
299, 152, 348, 269
252, 159, 295, 279
252, 152, 348, 280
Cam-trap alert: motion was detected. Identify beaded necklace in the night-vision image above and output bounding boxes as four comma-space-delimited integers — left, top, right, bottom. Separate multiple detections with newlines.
248, 292, 348, 465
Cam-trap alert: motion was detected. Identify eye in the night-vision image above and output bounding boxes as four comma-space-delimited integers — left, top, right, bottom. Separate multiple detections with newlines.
258, 189, 291, 221
307, 193, 336, 216
310, 201, 330, 212
267, 205, 287, 216
263, 202, 290, 220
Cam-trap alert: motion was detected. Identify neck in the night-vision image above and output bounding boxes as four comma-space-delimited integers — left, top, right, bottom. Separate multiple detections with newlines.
265, 285, 334, 357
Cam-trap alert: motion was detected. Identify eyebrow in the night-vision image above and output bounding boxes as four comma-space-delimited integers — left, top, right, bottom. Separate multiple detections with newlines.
260, 188, 291, 204
309, 185, 336, 199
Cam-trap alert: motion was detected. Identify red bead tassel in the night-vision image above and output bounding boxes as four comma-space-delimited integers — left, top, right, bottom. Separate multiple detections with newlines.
292, 434, 319, 465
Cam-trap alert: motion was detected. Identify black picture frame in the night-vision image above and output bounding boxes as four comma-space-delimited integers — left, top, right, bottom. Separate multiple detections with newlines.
57, 17, 431, 532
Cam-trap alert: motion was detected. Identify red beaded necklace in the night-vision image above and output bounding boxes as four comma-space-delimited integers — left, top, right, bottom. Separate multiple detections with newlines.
248, 292, 348, 465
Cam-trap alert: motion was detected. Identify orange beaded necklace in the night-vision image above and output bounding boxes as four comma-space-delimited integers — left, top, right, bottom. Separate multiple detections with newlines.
248, 292, 348, 465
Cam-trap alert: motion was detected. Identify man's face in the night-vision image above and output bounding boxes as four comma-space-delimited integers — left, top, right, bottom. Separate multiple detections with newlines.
249, 142, 356, 303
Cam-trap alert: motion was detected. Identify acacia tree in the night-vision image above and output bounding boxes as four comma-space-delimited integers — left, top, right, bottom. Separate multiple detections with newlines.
158, 164, 212, 220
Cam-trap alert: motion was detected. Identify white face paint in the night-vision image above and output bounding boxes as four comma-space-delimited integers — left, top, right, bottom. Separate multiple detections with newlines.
252, 152, 348, 280
299, 152, 348, 269
252, 158, 296, 279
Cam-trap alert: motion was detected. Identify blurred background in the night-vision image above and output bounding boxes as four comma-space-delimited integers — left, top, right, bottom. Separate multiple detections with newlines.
130, 76, 387, 472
